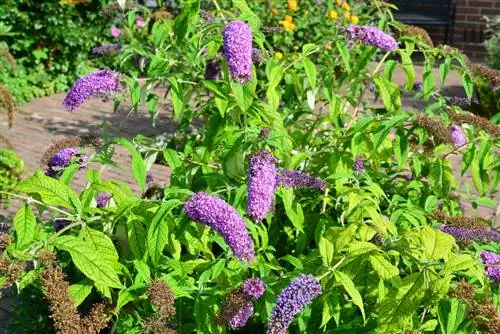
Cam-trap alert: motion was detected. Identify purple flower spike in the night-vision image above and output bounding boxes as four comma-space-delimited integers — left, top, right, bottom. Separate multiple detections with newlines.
277, 169, 326, 191
449, 124, 466, 147
345, 25, 398, 52
63, 69, 121, 112
223, 21, 253, 83
480, 251, 500, 283
96, 193, 111, 208
247, 151, 278, 221
92, 43, 122, 56
267, 274, 322, 334
45, 148, 88, 178
184, 192, 255, 263
439, 226, 500, 243
228, 303, 254, 329
243, 277, 266, 300
354, 156, 364, 172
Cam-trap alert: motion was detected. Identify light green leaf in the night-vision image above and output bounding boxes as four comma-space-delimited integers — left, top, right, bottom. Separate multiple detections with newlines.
233, 0, 260, 30
115, 289, 135, 312
369, 255, 399, 280
173, 0, 200, 44
302, 57, 317, 90
334, 271, 366, 323
69, 278, 93, 307
319, 238, 334, 267
117, 138, 147, 193
84, 228, 119, 265
147, 200, 182, 266
421, 226, 455, 261
443, 254, 477, 275
399, 50, 415, 90
54, 236, 122, 288
16, 171, 80, 210
373, 76, 401, 113
13, 203, 36, 249
127, 218, 147, 260
438, 299, 467, 334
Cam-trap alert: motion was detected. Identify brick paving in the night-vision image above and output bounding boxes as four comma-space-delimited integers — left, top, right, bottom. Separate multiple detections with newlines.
0, 65, 498, 330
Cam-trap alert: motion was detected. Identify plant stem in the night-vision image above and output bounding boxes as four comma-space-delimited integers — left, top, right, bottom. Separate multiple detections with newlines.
317, 256, 347, 281
370, 51, 391, 77
0, 191, 74, 217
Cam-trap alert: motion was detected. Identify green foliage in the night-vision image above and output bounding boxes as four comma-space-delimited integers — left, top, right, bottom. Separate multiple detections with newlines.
0, 148, 24, 204
483, 15, 500, 70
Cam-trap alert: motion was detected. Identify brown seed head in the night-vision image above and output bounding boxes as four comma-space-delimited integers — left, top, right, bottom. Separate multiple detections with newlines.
433, 210, 490, 230
40, 135, 101, 166
400, 25, 433, 47
447, 109, 500, 138
415, 115, 453, 145
0, 84, 15, 128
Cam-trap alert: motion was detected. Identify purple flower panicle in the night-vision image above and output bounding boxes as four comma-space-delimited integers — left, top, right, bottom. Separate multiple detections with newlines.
243, 278, 266, 300
223, 21, 253, 82
345, 25, 398, 52
96, 193, 111, 208
45, 148, 88, 178
439, 226, 500, 243
354, 156, 364, 172
63, 69, 121, 112
228, 303, 254, 329
480, 251, 500, 283
277, 169, 326, 191
184, 192, 255, 263
267, 274, 322, 334
449, 124, 466, 146
92, 43, 122, 56
247, 151, 278, 221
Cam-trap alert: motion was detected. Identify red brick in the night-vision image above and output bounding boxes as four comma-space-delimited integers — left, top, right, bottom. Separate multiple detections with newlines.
468, 1, 493, 8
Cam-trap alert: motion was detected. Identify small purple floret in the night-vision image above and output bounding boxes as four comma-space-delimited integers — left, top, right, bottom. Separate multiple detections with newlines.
63, 69, 121, 112
480, 251, 500, 283
247, 151, 278, 221
96, 193, 111, 208
243, 278, 266, 300
223, 21, 253, 83
267, 274, 322, 334
449, 124, 466, 146
345, 25, 398, 52
277, 169, 326, 190
184, 192, 255, 263
45, 148, 88, 178
354, 156, 364, 172
228, 302, 254, 329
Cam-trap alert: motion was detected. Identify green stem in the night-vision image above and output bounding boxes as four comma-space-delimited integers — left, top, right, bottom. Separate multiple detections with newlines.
317, 256, 347, 281
370, 51, 391, 77
0, 191, 73, 217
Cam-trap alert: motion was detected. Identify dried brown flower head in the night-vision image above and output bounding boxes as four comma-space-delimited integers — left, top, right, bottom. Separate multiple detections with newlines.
437, 45, 471, 66
0, 84, 15, 128
100, 2, 134, 16
400, 25, 433, 47
148, 279, 176, 320
433, 211, 489, 230
0, 234, 11, 251
415, 115, 453, 145
37, 251, 57, 266
216, 288, 253, 327
40, 265, 110, 334
447, 109, 500, 137
0, 258, 23, 287
40, 135, 102, 166
152, 10, 173, 21
470, 63, 500, 84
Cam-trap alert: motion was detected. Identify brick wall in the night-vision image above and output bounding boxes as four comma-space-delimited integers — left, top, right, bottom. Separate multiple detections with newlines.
422, 0, 500, 61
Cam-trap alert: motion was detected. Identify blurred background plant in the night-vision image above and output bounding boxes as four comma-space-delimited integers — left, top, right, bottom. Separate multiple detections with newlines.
483, 15, 500, 70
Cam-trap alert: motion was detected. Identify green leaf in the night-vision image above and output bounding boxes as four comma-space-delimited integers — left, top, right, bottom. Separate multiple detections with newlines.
147, 200, 182, 266
373, 76, 401, 113
438, 299, 467, 334
167, 77, 185, 122
117, 138, 147, 193
54, 236, 122, 288
13, 203, 36, 249
378, 272, 426, 333
127, 218, 147, 260
231, 69, 256, 112
222, 135, 246, 181
84, 228, 119, 265
233, 0, 260, 30
421, 226, 455, 261
443, 254, 477, 275
16, 171, 80, 210
134, 259, 151, 285
302, 57, 317, 90
281, 188, 304, 233
68, 278, 93, 307
369, 255, 399, 280
115, 289, 136, 312
173, 0, 200, 44
266, 66, 284, 112
423, 62, 435, 100
335, 40, 351, 71
334, 271, 366, 323
399, 50, 415, 90
461, 72, 473, 99
319, 238, 334, 267
439, 57, 451, 84
429, 159, 453, 197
